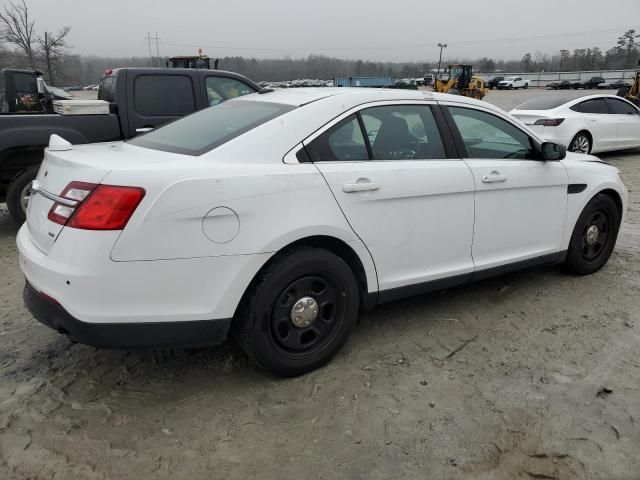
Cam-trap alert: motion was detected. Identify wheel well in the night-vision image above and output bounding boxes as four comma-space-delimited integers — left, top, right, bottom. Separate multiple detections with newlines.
237, 236, 372, 317
573, 130, 593, 145
598, 188, 623, 219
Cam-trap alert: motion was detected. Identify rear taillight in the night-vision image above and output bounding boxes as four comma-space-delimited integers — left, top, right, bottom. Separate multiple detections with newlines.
48, 182, 145, 230
48, 181, 97, 225
534, 118, 565, 127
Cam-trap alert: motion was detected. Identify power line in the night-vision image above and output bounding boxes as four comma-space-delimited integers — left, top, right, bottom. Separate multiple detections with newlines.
159, 26, 631, 54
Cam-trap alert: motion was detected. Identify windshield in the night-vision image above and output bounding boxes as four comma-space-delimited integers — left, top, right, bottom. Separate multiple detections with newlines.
128, 100, 295, 156
515, 97, 569, 110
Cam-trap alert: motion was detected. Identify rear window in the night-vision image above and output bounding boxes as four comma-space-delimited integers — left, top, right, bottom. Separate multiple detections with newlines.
134, 75, 195, 116
128, 100, 295, 156
515, 97, 569, 110
98, 75, 116, 103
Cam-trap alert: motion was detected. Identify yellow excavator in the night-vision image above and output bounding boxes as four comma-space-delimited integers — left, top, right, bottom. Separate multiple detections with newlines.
434, 64, 488, 100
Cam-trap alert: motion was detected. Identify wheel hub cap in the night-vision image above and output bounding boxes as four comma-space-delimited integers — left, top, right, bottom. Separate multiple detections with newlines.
290, 296, 319, 328
586, 225, 599, 246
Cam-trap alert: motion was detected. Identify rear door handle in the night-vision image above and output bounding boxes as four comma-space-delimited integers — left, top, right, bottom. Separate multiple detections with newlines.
135, 127, 153, 134
481, 173, 508, 183
342, 181, 380, 193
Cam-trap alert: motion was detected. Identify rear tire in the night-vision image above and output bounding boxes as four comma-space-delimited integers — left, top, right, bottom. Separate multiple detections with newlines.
448, 88, 461, 95
6, 166, 39, 224
569, 132, 592, 154
235, 247, 360, 377
564, 194, 620, 275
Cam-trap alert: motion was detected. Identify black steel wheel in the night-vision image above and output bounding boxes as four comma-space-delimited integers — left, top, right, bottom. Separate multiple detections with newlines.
235, 247, 359, 377
564, 194, 621, 275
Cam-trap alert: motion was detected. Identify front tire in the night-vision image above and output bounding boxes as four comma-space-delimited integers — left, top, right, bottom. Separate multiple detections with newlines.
569, 132, 591, 154
564, 194, 620, 275
236, 247, 360, 377
6, 166, 39, 224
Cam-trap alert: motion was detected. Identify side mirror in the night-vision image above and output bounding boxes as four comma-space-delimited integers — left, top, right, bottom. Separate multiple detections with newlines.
540, 142, 566, 161
36, 77, 46, 95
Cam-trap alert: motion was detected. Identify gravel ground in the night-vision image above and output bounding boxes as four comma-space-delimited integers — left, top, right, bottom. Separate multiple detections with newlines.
0, 89, 639, 480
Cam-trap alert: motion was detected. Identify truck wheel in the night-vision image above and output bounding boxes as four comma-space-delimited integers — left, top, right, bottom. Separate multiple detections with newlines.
448, 89, 461, 95
6, 166, 39, 224
524, 83, 529, 89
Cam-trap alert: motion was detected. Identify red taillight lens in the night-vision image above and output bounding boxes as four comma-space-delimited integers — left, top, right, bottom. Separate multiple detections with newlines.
47, 182, 145, 230
68, 185, 145, 230
48, 181, 97, 225
534, 118, 565, 127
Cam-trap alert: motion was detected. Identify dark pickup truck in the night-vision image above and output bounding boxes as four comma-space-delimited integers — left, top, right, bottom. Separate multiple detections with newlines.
0, 67, 261, 223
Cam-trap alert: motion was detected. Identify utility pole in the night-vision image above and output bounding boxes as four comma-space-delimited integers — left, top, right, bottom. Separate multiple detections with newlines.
437, 43, 447, 81
145, 32, 161, 67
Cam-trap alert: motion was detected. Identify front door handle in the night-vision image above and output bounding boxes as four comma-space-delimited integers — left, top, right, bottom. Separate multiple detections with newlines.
342, 180, 381, 193
135, 127, 153, 134
481, 173, 508, 183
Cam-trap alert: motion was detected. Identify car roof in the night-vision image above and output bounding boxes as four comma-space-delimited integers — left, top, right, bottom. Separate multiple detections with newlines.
238, 87, 495, 110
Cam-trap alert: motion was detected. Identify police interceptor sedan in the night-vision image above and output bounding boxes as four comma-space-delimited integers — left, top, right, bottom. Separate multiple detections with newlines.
18, 88, 627, 376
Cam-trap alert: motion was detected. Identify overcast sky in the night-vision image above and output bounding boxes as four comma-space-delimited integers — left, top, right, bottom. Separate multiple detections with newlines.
5, 0, 640, 61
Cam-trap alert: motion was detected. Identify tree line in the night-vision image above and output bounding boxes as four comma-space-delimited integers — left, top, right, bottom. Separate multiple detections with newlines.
1, 1, 638, 86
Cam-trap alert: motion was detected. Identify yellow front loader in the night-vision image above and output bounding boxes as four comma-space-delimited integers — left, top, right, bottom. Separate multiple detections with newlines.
434, 64, 488, 100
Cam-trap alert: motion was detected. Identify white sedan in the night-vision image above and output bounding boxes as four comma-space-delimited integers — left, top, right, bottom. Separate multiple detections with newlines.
510, 94, 640, 154
18, 89, 627, 376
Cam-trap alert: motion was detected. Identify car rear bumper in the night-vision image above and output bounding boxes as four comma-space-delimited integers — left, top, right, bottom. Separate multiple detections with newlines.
17, 223, 272, 342
23, 281, 231, 348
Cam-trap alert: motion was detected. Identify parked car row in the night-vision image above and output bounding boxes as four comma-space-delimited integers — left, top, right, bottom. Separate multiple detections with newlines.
545, 77, 630, 90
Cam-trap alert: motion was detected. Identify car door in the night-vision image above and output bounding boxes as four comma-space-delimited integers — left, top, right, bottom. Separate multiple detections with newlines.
569, 98, 617, 150
606, 97, 640, 148
126, 72, 202, 136
443, 104, 568, 272
305, 102, 476, 293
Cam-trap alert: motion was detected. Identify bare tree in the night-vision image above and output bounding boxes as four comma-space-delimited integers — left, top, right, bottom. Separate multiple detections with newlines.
0, 0, 35, 67
38, 26, 71, 85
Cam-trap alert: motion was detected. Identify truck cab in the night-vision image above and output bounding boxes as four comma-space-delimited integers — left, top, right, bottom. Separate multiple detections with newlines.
1, 67, 262, 223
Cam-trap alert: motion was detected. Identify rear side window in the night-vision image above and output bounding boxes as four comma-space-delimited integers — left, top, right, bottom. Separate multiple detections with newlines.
306, 115, 369, 162
98, 75, 116, 102
607, 98, 638, 115
128, 100, 294, 156
134, 75, 195, 116
360, 105, 445, 160
570, 99, 609, 114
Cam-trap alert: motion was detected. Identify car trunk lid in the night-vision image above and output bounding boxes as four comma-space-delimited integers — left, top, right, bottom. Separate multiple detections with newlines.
26, 144, 112, 254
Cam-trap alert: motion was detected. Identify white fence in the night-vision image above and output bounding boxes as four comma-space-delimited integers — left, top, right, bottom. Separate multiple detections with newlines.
479, 69, 638, 88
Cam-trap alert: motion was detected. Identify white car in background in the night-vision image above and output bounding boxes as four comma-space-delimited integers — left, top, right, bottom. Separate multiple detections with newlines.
18, 89, 627, 377
510, 94, 640, 154
497, 77, 529, 90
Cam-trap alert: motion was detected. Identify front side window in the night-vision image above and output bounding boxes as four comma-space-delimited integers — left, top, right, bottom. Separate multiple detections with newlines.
129, 100, 294, 156
449, 106, 533, 159
205, 77, 256, 107
134, 75, 195, 116
570, 99, 608, 114
306, 115, 368, 162
607, 98, 638, 115
360, 105, 445, 160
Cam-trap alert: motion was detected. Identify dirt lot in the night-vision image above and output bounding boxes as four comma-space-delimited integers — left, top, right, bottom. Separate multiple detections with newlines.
1, 89, 639, 480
